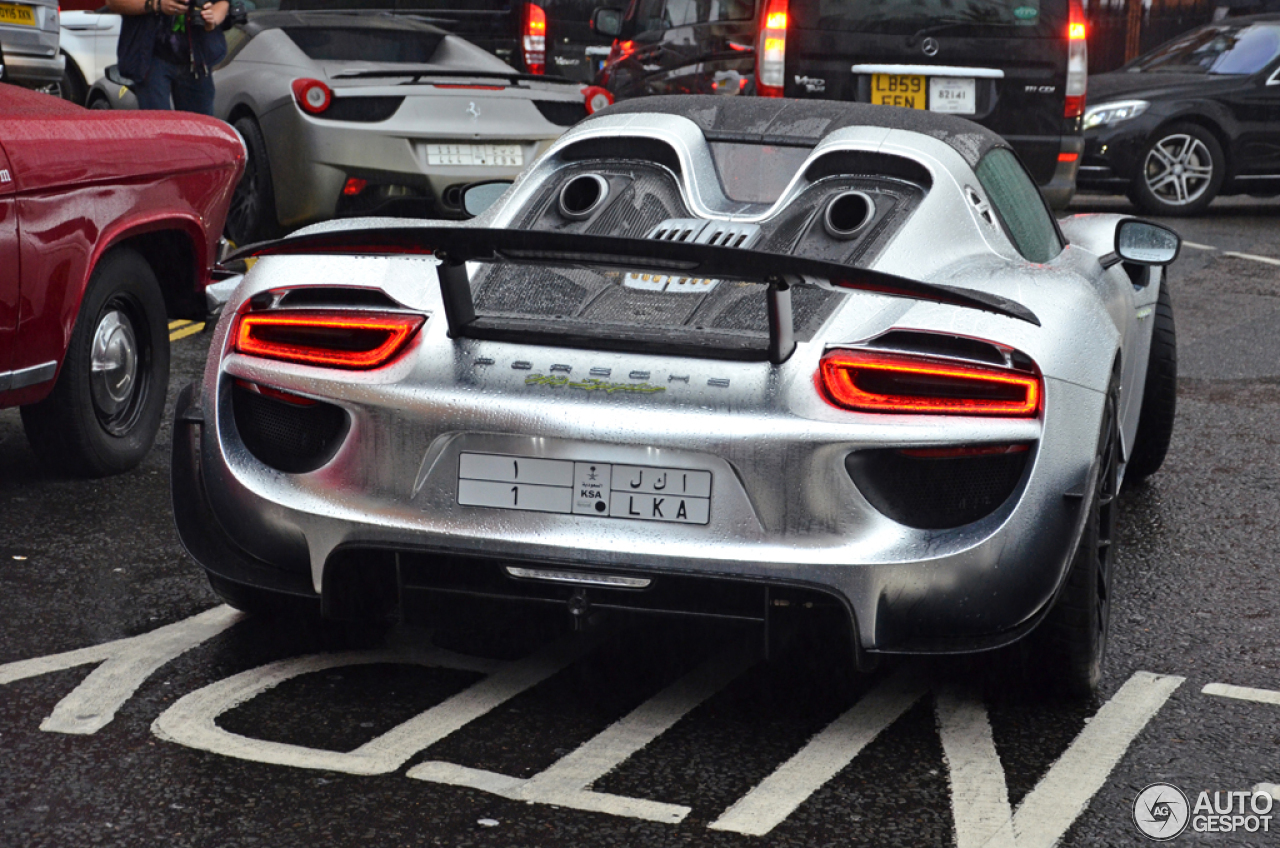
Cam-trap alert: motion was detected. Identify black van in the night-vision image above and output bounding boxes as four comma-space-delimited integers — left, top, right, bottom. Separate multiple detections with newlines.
593, 0, 1087, 206
272, 0, 612, 83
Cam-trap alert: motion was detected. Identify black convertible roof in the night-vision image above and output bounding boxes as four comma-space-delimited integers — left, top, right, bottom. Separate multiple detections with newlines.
591, 96, 1007, 167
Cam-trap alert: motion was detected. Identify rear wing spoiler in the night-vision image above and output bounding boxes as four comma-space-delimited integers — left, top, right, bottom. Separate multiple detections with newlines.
227, 227, 1039, 364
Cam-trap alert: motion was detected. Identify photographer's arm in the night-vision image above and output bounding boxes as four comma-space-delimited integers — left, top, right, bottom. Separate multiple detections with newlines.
200, 0, 230, 30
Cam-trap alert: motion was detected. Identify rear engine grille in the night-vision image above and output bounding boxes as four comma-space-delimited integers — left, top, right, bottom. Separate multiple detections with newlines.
645, 218, 762, 249
846, 445, 1032, 530
322, 96, 405, 123
231, 381, 348, 474
534, 99, 588, 127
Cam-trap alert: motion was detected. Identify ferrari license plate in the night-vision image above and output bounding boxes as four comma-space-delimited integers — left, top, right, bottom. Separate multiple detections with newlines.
871, 74, 925, 109
425, 143, 523, 167
0, 2, 37, 25
456, 452, 712, 525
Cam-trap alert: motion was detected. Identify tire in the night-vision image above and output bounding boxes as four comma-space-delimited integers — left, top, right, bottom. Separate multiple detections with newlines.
20, 248, 169, 477
1031, 379, 1120, 698
88, 94, 112, 110
1125, 283, 1177, 483
225, 116, 280, 246
1129, 123, 1225, 217
60, 57, 87, 106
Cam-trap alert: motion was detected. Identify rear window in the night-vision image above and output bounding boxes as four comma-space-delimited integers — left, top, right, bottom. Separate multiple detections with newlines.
710, 142, 813, 203
633, 0, 755, 31
795, 0, 1067, 36
282, 26, 444, 62
976, 148, 1061, 263
1127, 23, 1280, 76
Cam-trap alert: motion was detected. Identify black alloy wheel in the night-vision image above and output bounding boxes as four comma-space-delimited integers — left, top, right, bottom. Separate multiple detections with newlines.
1031, 379, 1120, 698
20, 248, 170, 476
225, 116, 280, 246
1130, 123, 1225, 217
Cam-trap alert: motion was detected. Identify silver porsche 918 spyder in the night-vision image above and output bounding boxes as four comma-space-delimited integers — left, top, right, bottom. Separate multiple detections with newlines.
173, 97, 1180, 697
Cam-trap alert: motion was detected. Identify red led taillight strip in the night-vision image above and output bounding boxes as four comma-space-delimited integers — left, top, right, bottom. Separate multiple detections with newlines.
234, 310, 425, 370
819, 349, 1041, 416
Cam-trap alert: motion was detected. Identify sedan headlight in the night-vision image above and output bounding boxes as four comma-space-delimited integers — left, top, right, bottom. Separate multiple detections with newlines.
1083, 100, 1150, 130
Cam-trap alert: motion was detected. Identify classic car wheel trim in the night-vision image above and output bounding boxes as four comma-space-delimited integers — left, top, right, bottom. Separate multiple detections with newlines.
88, 294, 149, 436
1142, 134, 1213, 206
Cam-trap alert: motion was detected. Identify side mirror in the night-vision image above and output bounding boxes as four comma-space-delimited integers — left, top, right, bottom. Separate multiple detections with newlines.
462, 180, 513, 218
104, 65, 134, 87
592, 7, 624, 38
1115, 219, 1181, 266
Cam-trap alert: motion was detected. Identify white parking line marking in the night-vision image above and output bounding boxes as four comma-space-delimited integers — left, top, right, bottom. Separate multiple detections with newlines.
936, 690, 1017, 848
409, 649, 753, 823
1203, 682, 1280, 706
151, 637, 592, 776
1221, 251, 1280, 267
1012, 671, 1184, 848
709, 667, 924, 836
0, 605, 242, 735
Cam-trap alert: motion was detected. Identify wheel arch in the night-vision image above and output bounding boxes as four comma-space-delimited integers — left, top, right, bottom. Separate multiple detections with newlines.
91, 217, 211, 323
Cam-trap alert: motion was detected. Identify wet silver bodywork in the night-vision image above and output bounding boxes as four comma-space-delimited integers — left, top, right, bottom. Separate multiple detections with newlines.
181, 110, 1165, 655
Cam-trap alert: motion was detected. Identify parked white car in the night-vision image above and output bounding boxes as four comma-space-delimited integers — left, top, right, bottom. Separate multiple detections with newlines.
59, 8, 118, 104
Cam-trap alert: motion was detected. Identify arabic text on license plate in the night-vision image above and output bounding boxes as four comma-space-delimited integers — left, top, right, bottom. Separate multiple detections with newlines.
456, 452, 712, 525
871, 74, 925, 109
928, 77, 976, 114
425, 143, 523, 167
0, 3, 37, 25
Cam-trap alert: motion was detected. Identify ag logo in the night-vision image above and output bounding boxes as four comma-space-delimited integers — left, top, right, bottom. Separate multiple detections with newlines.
1134, 783, 1190, 840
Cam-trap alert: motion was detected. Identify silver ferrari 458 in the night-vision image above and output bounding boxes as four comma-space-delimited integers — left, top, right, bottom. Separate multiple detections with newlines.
173, 97, 1180, 696
90, 12, 589, 244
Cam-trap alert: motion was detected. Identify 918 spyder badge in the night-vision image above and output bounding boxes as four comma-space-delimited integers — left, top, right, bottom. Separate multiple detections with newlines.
525, 373, 666, 394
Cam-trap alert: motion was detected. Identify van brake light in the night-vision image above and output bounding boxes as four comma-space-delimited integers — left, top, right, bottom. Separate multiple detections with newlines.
523, 2, 546, 75
755, 0, 788, 98
1065, 0, 1088, 118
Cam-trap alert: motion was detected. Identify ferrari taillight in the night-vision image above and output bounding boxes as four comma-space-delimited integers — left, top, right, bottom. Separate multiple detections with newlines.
1065, 0, 1088, 119
523, 2, 547, 75
292, 78, 332, 115
755, 0, 788, 98
818, 349, 1041, 417
234, 310, 425, 369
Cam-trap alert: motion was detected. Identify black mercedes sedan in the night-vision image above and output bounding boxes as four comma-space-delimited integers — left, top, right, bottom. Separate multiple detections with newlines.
1078, 14, 1280, 215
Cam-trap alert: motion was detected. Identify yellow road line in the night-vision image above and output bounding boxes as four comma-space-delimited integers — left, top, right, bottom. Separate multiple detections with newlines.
169, 319, 193, 330
170, 322, 206, 342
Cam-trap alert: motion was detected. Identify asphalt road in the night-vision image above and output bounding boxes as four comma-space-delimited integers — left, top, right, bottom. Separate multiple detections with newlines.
2, 196, 1279, 848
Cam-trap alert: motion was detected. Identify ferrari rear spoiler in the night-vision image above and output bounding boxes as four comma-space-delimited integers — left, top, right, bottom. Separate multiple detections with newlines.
227, 227, 1039, 364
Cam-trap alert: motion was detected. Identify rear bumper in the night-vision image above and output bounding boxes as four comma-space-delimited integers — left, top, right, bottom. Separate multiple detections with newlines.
2, 51, 65, 87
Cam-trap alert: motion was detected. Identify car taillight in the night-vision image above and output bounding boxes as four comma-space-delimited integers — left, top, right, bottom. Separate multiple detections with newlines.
582, 84, 614, 114
523, 2, 546, 75
1065, 0, 1087, 119
292, 78, 332, 115
755, 0, 787, 98
818, 349, 1041, 416
234, 310, 425, 369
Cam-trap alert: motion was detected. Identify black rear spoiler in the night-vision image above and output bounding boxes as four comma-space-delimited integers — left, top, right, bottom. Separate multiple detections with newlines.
227, 227, 1039, 364
328, 68, 577, 87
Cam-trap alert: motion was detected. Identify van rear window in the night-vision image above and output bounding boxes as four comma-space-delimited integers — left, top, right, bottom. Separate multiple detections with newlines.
282, 27, 445, 62
797, 0, 1066, 36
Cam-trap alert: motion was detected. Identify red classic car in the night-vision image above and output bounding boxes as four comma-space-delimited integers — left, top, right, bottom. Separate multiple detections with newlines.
1, 83, 244, 476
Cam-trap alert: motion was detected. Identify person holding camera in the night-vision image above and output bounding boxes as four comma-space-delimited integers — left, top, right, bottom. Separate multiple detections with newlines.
106, 0, 230, 115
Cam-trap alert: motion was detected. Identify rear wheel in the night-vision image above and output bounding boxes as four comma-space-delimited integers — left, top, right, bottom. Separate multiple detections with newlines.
225, 116, 280, 246
1129, 123, 1225, 217
1031, 381, 1119, 698
1125, 283, 1177, 483
21, 249, 169, 477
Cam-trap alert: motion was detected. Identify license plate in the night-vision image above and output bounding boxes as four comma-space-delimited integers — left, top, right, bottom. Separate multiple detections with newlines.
0, 2, 36, 25
457, 452, 712, 525
425, 143, 523, 167
928, 77, 977, 115
871, 74, 925, 109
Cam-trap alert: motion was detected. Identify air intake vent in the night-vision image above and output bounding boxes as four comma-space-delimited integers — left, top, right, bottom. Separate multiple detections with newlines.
645, 219, 762, 249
